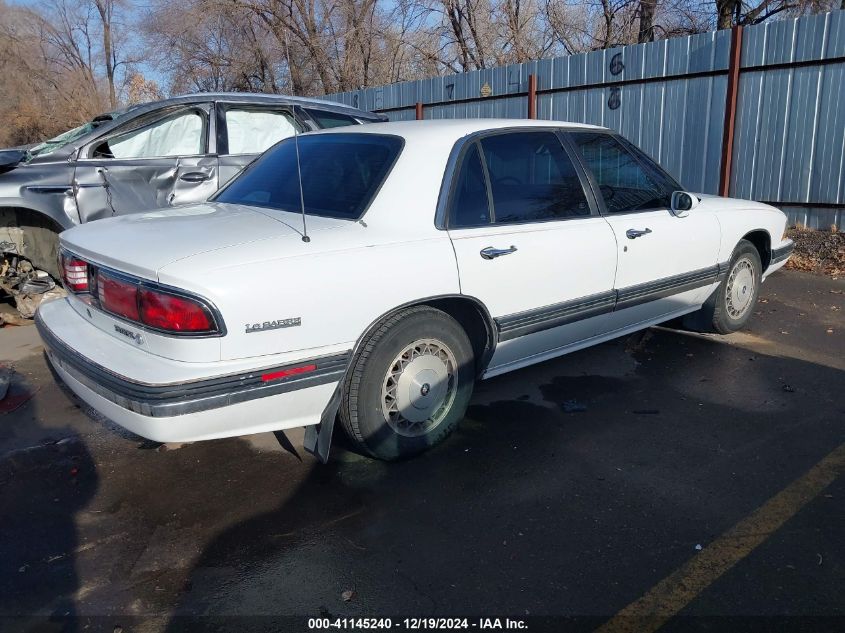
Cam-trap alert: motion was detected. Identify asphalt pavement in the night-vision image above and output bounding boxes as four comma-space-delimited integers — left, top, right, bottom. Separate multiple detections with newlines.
0, 269, 842, 632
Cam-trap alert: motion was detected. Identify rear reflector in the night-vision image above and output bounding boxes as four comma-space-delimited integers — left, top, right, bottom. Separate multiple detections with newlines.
139, 288, 214, 333
61, 253, 89, 292
261, 364, 317, 382
98, 272, 140, 321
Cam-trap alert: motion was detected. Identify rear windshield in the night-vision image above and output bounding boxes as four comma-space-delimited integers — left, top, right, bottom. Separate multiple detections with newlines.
214, 133, 402, 220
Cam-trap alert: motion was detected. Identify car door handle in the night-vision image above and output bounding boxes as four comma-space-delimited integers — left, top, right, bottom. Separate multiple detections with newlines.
625, 228, 653, 239
179, 171, 211, 183
480, 245, 518, 260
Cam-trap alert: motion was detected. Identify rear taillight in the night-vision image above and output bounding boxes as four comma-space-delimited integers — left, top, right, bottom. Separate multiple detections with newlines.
62, 251, 220, 335
98, 271, 140, 321
138, 288, 214, 333
60, 252, 89, 292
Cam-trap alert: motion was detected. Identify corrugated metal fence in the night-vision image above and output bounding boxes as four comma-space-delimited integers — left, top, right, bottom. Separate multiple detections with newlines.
322, 10, 845, 229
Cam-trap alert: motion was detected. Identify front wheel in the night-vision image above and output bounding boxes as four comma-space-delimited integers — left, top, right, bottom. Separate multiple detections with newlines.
685, 239, 762, 334
339, 306, 475, 461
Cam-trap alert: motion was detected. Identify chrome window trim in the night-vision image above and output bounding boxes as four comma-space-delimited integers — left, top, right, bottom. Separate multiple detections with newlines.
565, 130, 682, 217
434, 126, 602, 230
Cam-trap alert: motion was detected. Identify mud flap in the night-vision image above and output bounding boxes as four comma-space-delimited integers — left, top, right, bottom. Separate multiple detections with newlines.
303, 386, 341, 464
682, 284, 720, 332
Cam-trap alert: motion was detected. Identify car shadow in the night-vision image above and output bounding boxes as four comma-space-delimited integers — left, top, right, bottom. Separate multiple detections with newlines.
159, 325, 845, 629
0, 366, 98, 633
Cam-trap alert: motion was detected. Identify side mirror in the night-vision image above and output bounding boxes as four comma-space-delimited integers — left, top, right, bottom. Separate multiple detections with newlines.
670, 191, 699, 217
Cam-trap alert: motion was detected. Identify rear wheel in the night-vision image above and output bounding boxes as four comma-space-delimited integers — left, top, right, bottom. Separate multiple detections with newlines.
685, 239, 762, 334
339, 306, 475, 460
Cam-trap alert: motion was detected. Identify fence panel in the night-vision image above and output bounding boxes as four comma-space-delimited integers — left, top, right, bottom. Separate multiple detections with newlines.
320, 10, 845, 226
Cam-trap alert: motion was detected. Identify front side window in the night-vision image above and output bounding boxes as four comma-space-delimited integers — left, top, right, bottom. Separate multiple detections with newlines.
450, 143, 491, 228
213, 133, 402, 220
570, 132, 677, 213
93, 110, 205, 159
479, 131, 591, 224
224, 108, 297, 155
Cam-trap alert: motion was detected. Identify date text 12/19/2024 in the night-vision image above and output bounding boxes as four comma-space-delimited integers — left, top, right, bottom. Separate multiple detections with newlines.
308, 618, 528, 630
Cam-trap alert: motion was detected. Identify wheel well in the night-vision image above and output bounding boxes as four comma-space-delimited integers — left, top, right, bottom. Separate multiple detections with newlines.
351, 296, 496, 377
0, 207, 63, 278
741, 230, 771, 270
422, 297, 496, 375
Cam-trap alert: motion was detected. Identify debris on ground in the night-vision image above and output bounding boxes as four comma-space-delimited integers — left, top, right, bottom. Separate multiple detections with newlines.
0, 254, 66, 320
562, 400, 587, 413
625, 329, 653, 354
0, 311, 34, 326
786, 226, 844, 276
0, 368, 37, 414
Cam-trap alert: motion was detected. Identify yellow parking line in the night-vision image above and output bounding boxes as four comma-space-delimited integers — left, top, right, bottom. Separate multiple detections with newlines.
596, 442, 845, 633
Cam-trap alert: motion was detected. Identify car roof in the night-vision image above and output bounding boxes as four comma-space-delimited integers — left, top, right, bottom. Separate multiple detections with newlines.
309, 118, 608, 143
27, 93, 381, 161
124, 92, 378, 119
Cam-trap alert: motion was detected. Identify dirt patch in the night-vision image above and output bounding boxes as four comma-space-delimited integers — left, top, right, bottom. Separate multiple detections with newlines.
785, 226, 844, 277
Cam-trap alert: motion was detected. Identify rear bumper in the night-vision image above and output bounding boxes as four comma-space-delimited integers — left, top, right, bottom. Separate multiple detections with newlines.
36, 298, 348, 442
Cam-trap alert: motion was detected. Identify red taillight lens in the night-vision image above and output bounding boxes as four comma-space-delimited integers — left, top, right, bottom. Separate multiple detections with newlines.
61, 253, 89, 292
97, 272, 140, 321
139, 288, 214, 332
59, 253, 219, 334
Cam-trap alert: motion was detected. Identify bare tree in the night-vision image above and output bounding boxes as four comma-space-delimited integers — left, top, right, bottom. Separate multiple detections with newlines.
92, 0, 116, 106
5, 0, 844, 149
638, 0, 657, 41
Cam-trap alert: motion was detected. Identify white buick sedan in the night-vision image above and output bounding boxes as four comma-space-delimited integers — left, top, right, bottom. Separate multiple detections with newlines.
36, 120, 794, 461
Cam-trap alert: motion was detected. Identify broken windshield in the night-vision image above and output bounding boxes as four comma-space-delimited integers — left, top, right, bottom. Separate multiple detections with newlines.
26, 113, 121, 161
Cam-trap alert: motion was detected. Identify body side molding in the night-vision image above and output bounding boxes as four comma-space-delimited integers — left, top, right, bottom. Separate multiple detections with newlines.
770, 241, 795, 266
493, 262, 729, 341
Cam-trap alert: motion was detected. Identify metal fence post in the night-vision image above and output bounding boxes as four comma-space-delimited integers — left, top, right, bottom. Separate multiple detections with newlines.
415, 102, 424, 120
527, 74, 537, 119
719, 25, 744, 197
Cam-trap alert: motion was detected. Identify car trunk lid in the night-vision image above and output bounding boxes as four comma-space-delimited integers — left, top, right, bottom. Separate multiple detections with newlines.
60, 201, 342, 279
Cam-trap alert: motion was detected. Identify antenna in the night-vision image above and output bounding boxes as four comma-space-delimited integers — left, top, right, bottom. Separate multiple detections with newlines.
292, 105, 310, 243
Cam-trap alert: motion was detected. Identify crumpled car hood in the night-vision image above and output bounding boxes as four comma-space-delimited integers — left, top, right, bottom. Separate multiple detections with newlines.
60, 202, 343, 279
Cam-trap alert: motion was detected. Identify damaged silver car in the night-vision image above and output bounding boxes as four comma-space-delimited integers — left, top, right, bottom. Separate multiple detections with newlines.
0, 93, 383, 315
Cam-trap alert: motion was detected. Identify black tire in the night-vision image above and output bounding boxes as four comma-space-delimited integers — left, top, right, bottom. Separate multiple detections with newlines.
339, 305, 475, 461
684, 239, 762, 334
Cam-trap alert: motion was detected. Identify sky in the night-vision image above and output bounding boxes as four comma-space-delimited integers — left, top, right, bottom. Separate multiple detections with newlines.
8, 0, 168, 93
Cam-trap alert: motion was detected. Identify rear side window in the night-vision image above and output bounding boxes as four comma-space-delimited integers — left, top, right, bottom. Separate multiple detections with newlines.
451, 144, 491, 227
213, 133, 402, 220
224, 108, 297, 155
307, 110, 360, 129
570, 132, 676, 213
479, 132, 590, 224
